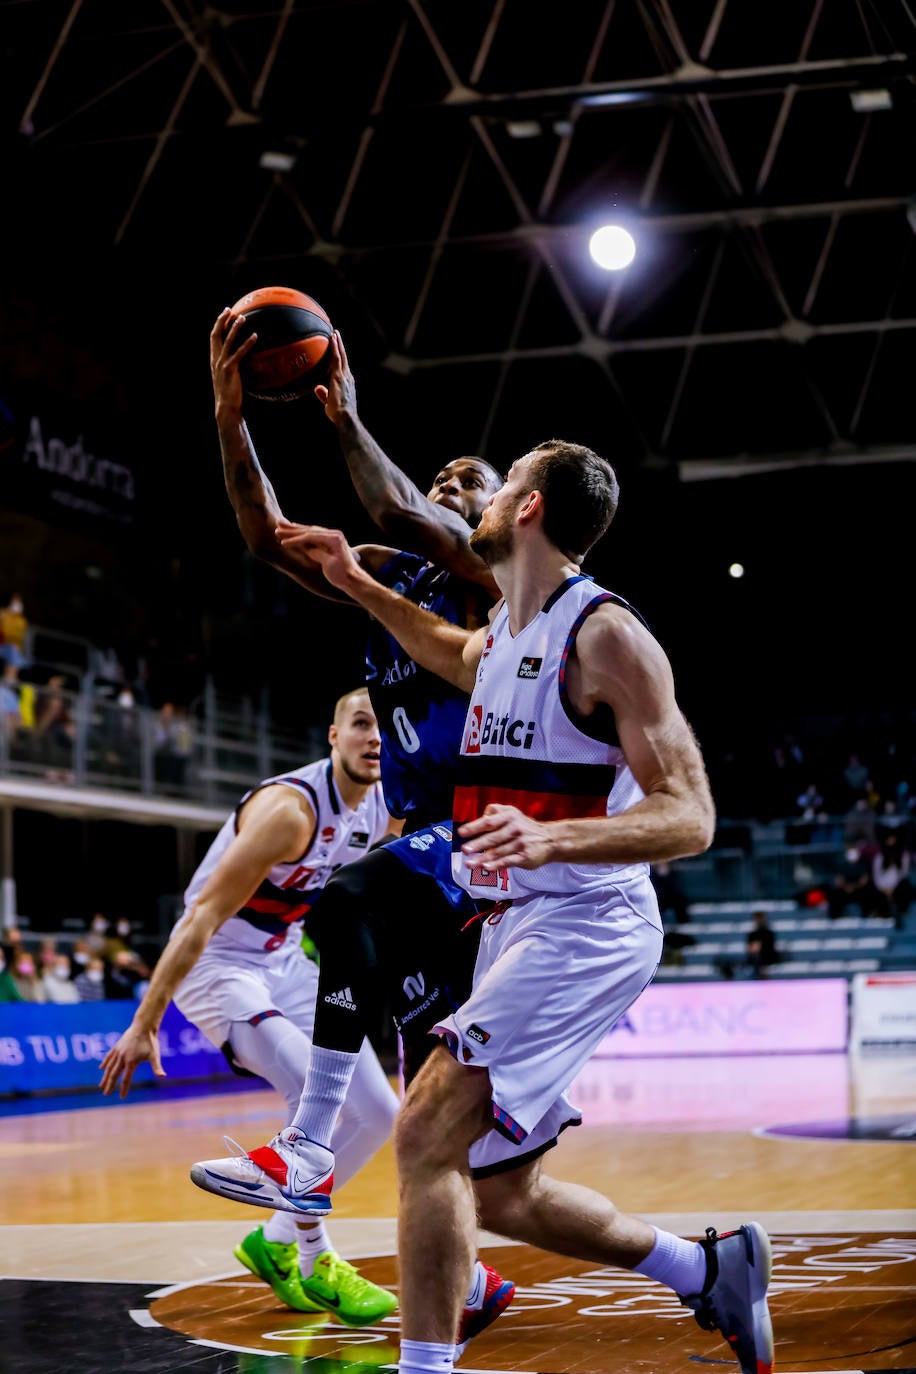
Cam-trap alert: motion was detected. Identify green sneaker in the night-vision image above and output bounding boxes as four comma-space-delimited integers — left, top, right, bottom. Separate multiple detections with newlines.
300, 1250, 398, 1327
234, 1226, 323, 1313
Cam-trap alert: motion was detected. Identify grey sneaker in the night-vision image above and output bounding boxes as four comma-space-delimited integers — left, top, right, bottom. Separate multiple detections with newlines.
678, 1223, 774, 1374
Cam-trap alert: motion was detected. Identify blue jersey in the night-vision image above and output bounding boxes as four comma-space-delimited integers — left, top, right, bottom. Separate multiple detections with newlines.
366, 551, 492, 826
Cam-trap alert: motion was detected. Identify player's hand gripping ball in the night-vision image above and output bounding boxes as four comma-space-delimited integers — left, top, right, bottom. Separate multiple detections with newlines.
230, 286, 333, 402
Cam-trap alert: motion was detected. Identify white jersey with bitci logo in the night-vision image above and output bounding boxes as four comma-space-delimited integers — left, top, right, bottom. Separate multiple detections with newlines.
174, 758, 389, 957
452, 574, 656, 908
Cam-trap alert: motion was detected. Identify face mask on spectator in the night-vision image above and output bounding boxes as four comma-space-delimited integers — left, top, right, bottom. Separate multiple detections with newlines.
91, 917, 107, 934
16, 958, 36, 977
87, 969, 104, 984
9, 599, 23, 615
72, 950, 89, 965
117, 921, 131, 938
51, 963, 72, 980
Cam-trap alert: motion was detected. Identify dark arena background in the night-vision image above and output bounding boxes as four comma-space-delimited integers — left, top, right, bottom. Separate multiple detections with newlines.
0, 5, 914, 1374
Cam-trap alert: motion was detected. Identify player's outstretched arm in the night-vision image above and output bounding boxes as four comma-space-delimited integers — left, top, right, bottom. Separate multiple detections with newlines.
99, 786, 314, 1099
211, 309, 362, 602
276, 522, 487, 693
459, 604, 716, 871
316, 332, 496, 591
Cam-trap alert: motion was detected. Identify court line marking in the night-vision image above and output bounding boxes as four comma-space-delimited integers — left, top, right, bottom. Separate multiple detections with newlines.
128, 1308, 162, 1328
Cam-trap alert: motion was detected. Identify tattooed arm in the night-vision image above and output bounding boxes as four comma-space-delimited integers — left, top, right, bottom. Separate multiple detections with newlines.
209, 309, 391, 599
315, 332, 498, 592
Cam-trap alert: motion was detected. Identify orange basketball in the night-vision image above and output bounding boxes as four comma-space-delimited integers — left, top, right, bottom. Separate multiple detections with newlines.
230, 286, 333, 402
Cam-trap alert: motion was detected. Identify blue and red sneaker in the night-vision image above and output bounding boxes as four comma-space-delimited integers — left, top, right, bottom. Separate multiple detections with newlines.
455, 1262, 516, 1359
678, 1223, 774, 1374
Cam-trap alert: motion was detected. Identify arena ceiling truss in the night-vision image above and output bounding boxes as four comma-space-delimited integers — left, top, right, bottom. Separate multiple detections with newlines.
6, 0, 916, 478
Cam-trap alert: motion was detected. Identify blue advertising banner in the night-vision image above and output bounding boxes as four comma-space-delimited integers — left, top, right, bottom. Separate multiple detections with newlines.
0, 1001, 230, 1095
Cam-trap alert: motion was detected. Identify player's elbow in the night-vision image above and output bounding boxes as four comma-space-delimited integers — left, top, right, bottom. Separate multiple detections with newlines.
681, 799, 716, 857
238, 522, 279, 564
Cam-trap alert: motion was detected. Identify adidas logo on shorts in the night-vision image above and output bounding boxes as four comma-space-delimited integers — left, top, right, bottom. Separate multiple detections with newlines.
324, 987, 357, 1011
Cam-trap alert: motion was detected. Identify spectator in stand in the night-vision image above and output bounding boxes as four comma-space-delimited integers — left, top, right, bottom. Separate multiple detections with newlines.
0, 594, 28, 668
872, 834, 913, 926
842, 751, 870, 805
828, 843, 879, 921
75, 955, 107, 1002
38, 937, 60, 976
745, 911, 779, 979
0, 949, 23, 1002
1, 925, 24, 966
87, 913, 109, 954
10, 950, 47, 1002
104, 919, 150, 979
106, 685, 140, 774
34, 674, 75, 769
153, 702, 181, 785
876, 799, 916, 852
43, 955, 79, 1004
796, 782, 825, 818
0, 663, 23, 739
89, 641, 126, 700
106, 949, 146, 1000
68, 938, 92, 978
171, 704, 194, 787
844, 798, 878, 852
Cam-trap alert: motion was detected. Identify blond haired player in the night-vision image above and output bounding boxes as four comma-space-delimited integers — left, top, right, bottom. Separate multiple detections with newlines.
101, 689, 400, 1325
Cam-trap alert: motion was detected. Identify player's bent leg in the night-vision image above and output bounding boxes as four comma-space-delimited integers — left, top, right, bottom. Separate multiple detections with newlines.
474, 1157, 656, 1266
395, 1043, 493, 1347
474, 1162, 772, 1374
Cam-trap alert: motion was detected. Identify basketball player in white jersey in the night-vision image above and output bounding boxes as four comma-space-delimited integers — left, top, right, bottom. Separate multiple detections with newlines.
226, 441, 775, 1374
100, 688, 401, 1326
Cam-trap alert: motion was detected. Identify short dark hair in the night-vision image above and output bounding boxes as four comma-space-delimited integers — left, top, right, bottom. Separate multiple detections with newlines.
526, 440, 619, 560
448, 455, 504, 491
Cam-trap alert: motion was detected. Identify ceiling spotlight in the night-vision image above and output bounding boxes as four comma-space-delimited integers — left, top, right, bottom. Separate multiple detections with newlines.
850, 89, 892, 112
728, 562, 745, 580
506, 120, 541, 139
259, 149, 297, 172
589, 224, 636, 271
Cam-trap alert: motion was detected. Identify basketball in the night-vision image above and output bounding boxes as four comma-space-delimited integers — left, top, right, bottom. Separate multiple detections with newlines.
230, 286, 333, 402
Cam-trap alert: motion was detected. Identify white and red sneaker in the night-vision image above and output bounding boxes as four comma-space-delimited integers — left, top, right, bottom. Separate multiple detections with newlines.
455, 1262, 516, 1358
190, 1128, 335, 1215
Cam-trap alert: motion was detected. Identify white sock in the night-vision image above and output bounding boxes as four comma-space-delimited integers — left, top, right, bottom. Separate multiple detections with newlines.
296, 1220, 333, 1265
262, 1211, 298, 1245
464, 1259, 486, 1310
399, 1338, 456, 1374
633, 1227, 707, 1295
290, 1045, 358, 1146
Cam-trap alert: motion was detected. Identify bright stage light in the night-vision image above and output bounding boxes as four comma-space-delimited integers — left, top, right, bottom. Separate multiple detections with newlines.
728, 562, 745, 579
589, 224, 636, 271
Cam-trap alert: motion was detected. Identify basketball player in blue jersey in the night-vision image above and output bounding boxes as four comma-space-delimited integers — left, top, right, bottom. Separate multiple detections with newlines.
220, 441, 775, 1374
205, 309, 522, 1346
100, 688, 400, 1326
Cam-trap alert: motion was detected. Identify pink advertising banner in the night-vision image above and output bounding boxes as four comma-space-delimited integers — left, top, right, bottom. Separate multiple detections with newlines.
594, 978, 848, 1057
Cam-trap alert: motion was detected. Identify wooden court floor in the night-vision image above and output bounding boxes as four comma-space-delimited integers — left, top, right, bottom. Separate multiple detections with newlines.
1, 1050, 915, 1374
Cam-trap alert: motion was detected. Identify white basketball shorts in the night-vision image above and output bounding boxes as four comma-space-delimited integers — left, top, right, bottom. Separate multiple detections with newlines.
173, 938, 319, 1050
435, 869, 662, 1145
